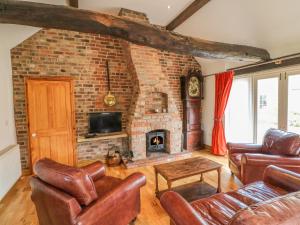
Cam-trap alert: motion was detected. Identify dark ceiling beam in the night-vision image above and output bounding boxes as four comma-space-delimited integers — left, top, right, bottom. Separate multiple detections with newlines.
166, 0, 210, 31
68, 0, 78, 8
0, 1, 270, 61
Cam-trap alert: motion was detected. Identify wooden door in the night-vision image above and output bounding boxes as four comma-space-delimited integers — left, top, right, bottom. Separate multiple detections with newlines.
26, 79, 75, 168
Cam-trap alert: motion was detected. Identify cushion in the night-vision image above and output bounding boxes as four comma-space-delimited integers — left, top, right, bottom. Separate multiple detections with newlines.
262, 129, 300, 156
227, 181, 287, 206
230, 192, 300, 225
191, 193, 248, 224
34, 158, 98, 206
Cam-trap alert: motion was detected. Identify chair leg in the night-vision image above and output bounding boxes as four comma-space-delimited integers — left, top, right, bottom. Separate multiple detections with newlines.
129, 217, 137, 225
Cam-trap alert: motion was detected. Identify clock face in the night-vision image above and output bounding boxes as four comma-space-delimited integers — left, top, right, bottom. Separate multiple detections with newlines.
188, 76, 200, 97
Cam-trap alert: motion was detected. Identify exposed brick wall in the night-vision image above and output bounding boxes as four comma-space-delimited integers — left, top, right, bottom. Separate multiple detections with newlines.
12, 29, 200, 169
11, 29, 133, 169
77, 138, 128, 161
158, 51, 201, 117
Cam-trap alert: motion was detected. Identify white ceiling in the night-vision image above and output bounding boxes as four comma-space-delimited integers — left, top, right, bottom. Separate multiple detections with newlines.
79, 0, 194, 26
175, 0, 300, 58
77, 0, 300, 58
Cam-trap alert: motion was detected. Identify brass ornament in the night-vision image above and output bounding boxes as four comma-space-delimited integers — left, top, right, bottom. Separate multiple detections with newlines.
104, 91, 116, 107
104, 60, 116, 106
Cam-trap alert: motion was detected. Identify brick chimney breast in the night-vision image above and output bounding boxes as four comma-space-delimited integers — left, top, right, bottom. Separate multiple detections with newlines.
118, 8, 184, 160
118, 8, 150, 24
123, 42, 183, 159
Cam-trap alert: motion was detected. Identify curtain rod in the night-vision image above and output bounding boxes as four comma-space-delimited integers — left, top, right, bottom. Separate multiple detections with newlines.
202, 52, 300, 78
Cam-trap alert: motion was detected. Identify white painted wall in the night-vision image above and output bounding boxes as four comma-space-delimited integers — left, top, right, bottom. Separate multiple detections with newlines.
0, 24, 39, 198
0, 25, 39, 150
0, 49, 16, 150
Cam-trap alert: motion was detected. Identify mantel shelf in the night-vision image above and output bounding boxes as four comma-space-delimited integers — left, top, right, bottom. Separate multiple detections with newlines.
77, 131, 128, 143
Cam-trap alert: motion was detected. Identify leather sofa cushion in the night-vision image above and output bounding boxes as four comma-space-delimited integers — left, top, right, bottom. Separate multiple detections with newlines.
229, 191, 300, 225
190, 181, 288, 225
34, 158, 98, 206
262, 128, 300, 156
227, 181, 287, 206
191, 193, 248, 224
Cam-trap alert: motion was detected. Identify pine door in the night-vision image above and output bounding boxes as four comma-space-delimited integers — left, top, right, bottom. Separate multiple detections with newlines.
26, 79, 75, 168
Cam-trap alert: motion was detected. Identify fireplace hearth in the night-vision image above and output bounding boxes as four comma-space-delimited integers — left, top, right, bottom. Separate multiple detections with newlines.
146, 130, 167, 153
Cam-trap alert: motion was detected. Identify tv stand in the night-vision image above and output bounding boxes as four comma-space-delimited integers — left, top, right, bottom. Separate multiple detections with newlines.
77, 131, 128, 143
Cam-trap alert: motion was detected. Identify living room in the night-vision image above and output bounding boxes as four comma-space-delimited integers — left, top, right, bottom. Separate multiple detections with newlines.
0, 0, 300, 225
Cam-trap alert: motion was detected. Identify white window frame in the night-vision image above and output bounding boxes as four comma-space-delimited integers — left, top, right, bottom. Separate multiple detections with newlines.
225, 64, 300, 143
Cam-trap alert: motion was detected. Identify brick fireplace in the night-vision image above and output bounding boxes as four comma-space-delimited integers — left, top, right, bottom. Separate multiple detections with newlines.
125, 43, 183, 159
146, 130, 168, 153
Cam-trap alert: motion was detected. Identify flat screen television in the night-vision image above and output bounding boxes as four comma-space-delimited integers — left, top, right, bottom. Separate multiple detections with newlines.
88, 112, 122, 134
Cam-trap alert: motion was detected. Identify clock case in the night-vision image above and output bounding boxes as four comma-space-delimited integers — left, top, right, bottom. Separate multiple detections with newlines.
180, 69, 204, 151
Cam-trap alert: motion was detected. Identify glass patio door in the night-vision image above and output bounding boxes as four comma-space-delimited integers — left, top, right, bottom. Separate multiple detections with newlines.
287, 73, 300, 133
254, 75, 280, 143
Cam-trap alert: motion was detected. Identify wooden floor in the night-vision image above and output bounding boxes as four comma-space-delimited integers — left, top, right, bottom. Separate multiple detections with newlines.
0, 150, 242, 225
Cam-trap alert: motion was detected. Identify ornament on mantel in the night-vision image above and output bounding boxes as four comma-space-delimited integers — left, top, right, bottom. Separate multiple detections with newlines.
104, 60, 116, 106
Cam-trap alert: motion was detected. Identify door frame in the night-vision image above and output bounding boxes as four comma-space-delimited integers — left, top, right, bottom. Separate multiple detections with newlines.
25, 76, 77, 172
284, 69, 300, 132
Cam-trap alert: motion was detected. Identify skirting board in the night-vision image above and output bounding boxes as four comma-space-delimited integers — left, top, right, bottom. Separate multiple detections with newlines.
203, 144, 212, 150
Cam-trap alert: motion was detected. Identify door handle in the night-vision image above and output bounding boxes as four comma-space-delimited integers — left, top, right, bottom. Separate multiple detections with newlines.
32, 133, 37, 138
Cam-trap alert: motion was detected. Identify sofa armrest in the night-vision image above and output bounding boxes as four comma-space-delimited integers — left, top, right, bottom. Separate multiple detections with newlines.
81, 161, 105, 181
77, 172, 146, 224
227, 143, 262, 155
240, 154, 300, 184
160, 191, 209, 225
263, 165, 300, 192
241, 154, 300, 166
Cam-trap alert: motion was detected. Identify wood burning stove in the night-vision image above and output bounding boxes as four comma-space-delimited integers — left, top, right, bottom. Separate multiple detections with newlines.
146, 130, 166, 152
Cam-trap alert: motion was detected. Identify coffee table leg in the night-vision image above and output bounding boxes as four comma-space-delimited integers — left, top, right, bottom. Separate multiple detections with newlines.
217, 168, 222, 193
200, 173, 204, 182
167, 181, 172, 191
155, 169, 159, 196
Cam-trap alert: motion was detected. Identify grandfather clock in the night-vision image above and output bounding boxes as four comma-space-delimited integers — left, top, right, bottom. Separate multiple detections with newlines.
181, 69, 203, 151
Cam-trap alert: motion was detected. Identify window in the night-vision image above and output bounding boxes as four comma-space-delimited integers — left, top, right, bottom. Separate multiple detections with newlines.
225, 77, 253, 143
287, 74, 300, 133
259, 95, 267, 109
225, 67, 300, 145
255, 75, 279, 143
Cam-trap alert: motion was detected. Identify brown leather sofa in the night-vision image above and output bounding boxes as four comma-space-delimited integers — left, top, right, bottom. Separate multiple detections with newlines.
160, 165, 300, 225
228, 128, 300, 184
30, 158, 146, 225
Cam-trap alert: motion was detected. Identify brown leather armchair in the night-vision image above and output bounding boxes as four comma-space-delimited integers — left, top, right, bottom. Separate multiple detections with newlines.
228, 128, 300, 184
30, 158, 146, 225
160, 165, 300, 225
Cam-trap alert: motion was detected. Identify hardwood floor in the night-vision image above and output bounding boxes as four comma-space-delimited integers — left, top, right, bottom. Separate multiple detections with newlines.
0, 150, 242, 225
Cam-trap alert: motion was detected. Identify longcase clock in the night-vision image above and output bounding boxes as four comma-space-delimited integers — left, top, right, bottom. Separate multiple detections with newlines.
181, 69, 203, 151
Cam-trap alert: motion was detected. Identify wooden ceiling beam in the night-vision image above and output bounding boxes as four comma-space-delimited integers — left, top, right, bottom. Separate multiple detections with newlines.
68, 0, 78, 8
166, 0, 210, 31
0, 1, 270, 61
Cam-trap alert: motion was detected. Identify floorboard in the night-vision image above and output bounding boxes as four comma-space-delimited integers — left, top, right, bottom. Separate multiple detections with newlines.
0, 150, 242, 225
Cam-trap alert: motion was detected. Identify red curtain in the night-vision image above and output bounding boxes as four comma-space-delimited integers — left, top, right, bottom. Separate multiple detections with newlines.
211, 71, 234, 155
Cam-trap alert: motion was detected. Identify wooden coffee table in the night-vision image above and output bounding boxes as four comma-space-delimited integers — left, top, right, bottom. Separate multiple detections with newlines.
154, 157, 222, 202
